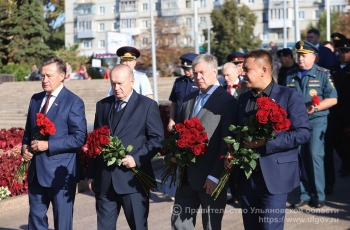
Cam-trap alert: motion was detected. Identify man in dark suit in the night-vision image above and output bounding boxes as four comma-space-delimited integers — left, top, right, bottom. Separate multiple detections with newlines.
226, 49, 310, 230
171, 54, 237, 229
276, 48, 298, 85
222, 61, 248, 205
21, 56, 87, 230
307, 28, 335, 69
88, 64, 164, 230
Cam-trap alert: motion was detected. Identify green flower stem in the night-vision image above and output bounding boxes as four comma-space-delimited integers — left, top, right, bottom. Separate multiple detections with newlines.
211, 168, 232, 200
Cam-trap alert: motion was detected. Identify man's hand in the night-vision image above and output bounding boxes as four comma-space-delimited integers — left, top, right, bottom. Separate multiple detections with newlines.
306, 104, 315, 114
167, 120, 175, 132
21, 145, 33, 162
171, 156, 177, 164
224, 156, 233, 170
122, 155, 136, 168
30, 140, 49, 152
203, 178, 217, 195
88, 179, 95, 194
243, 138, 266, 149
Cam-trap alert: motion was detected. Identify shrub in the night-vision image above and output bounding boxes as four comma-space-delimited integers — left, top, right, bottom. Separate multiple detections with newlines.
0, 63, 31, 82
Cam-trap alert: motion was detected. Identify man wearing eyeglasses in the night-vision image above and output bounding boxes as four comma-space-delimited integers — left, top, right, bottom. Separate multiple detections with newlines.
306, 28, 335, 69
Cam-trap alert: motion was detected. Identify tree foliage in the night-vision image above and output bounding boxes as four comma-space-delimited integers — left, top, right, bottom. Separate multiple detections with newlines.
54, 44, 88, 72
210, 0, 261, 65
301, 11, 341, 43
8, 0, 52, 65
333, 11, 350, 39
137, 17, 193, 77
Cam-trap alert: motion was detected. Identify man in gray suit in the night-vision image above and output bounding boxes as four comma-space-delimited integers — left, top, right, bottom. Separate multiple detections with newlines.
171, 54, 237, 229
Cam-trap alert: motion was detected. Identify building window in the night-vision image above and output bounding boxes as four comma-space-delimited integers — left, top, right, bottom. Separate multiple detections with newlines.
121, 19, 136, 28
262, 11, 268, 22
155, 2, 161, 10
200, 0, 206, 7
100, 23, 105, 31
114, 22, 119, 30
99, 40, 105, 48
114, 5, 118, 13
186, 0, 191, 8
143, 38, 148, 45
315, 10, 320, 19
277, 30, 288, 39
200, 17, 206, 23
248, 0, 254, 3
143, 3, 148, 11
262, 32, 269, 41
263, 0, 268, 3
83, 40, 92, 48
185, 36, 192, 45
99, 6, 105, 14
299, 11, 305, 19
121, 2, 136, 11
186, 18, 192, 27
142, 20, 148, 28
78, 21, 92, 31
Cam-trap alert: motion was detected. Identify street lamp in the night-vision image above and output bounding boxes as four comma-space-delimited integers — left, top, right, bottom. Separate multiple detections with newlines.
194, 0, 199, 54
200, 21, 211, 54
149, 0, 158, 102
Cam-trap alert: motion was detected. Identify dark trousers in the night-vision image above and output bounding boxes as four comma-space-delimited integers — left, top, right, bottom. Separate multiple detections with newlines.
324, 116, 336, 189
240, 172, 288, 230
95, 184, 149, 230
28, 175, 76, 230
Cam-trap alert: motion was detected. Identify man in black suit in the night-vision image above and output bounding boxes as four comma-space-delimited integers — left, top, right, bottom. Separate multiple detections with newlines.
88, 64, 164, 230
307, 28, 335, 69
276, 48, 298, 85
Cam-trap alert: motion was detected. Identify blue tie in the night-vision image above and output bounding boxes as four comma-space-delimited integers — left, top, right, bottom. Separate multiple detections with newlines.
194, 93, 207, 117
115, 100, 125, 112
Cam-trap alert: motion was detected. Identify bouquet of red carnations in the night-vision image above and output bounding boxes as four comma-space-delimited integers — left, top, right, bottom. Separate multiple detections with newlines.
15, 113, 56, 182
211, 97, 291, 200
161, 117, 208, 189
81, 125, 157, 194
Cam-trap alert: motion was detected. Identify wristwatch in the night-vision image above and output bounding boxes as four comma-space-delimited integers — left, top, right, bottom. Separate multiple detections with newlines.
313, 105, 319, 112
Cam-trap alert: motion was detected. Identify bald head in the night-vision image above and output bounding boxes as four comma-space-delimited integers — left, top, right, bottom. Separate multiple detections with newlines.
110, 64, 135, 100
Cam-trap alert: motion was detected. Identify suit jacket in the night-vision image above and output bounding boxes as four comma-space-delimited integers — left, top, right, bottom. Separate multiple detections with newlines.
236, 83, 310, 194
22, 86, 87, 187
223, 78, 249, 99
317, 45, 335, 70
88, 91, 164, 194
177, 86, 237, 191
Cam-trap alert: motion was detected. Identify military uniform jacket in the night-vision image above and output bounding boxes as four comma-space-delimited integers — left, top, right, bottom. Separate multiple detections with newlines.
285, 64, 338, 120
169, 75, 198, 116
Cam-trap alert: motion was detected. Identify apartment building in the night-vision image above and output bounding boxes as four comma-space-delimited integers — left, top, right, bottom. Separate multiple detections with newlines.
65, 0, 348, 57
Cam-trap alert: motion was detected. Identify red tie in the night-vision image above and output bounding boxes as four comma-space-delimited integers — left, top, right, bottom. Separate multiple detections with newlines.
228, 85, 234, 95
41, 95, 52, 114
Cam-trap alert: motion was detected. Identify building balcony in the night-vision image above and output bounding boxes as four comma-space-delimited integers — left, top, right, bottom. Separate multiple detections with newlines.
268, 19, 292, 29
120, 27, 141, 35
161, 8, 180, 16
120, 12, 138, 19
76, 0, 95, 4
77, 30, 96, 39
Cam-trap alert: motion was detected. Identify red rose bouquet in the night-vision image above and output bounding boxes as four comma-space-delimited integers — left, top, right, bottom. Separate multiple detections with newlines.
81, 125, 157, 194
211, 97, 291, 200
15, 113, 56, 182
161, 117, 208, 189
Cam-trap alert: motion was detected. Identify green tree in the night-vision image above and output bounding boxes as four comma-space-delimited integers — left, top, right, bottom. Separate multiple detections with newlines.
301, 11, 341, 43
210, 0, 261, 65
137, 17, 192, 77
42, 0, 65, 50
9, 0, 52, 64
54, 44, 88, 72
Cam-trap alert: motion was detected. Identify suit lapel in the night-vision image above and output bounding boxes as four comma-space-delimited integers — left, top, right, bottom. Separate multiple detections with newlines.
269, 83, 282, 103
238, 91, 250, 125
35, 92, 46, 114
187, 94, 197, 119
46, 87, 67, 120
115, 91, 138, 136
197, 87, 223, 120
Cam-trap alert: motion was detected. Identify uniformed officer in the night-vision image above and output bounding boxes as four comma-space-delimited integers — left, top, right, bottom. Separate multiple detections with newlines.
276, 48, 298, 85
285, 40, 338, 208
226, 52, 245, 76
107, 46, 153, 99
328, 38, 350, 179
167, 53, 199, 131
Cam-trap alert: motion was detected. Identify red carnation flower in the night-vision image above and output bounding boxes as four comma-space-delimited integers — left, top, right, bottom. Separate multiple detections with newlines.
312, 95, 321, 106
233, 84, 241, 89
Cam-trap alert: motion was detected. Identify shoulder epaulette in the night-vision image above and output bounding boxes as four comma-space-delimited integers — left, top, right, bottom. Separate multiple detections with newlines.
316, 66, 330, 74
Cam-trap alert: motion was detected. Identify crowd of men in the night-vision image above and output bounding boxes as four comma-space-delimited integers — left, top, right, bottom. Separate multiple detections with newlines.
20, 28, 350, 230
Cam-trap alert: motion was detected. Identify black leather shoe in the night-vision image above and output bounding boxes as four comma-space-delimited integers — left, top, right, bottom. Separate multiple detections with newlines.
315, 200, 325, 208
227, 198, 234, 204
292, 200, 309, 208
